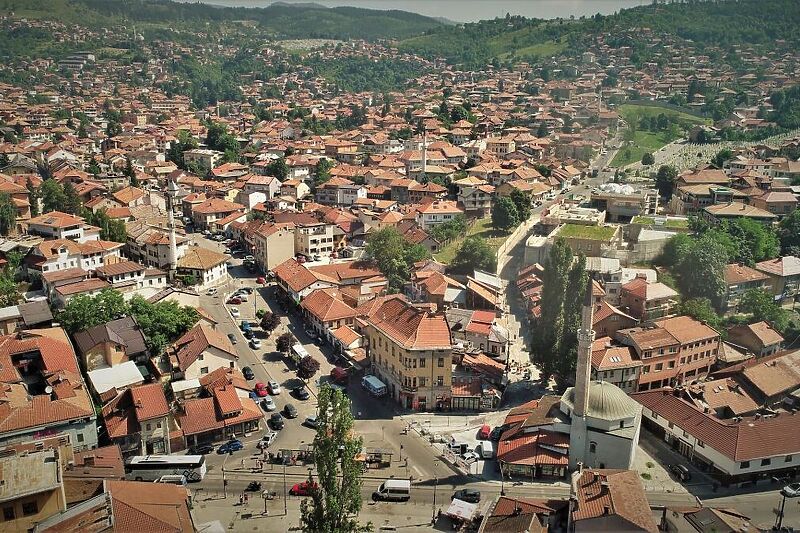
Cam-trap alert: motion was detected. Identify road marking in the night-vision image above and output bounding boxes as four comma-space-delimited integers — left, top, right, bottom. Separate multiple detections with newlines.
412, 466, 425, 479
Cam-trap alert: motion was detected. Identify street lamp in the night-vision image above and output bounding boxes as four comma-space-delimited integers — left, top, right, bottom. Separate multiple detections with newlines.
774, 491, 788, 531
431, 475, 438, 525
283, 461, 288, 516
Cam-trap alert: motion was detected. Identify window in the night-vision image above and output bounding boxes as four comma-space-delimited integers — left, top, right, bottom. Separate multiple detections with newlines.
589, 442, 597, 453
786, 455, 793, 463
200, 367, 209, 374
419, 358, 426, 368
146, 423, 151, 431
438, 358, 445, 367
740, 461, 750, 468
668, 422, 674, 429
697, 440, 704, 448
3, 507, 15, 521
198, 353, 204, 361
77, 433, 84, 443
22, 501, 38, 516
761, 458, 771, 466
668, 361, 675, 369
642, 365, 650, 374
419, 377, 426, 387
655, 363, 663, 371
437, 376, 444, 387
619, 421, 625, 429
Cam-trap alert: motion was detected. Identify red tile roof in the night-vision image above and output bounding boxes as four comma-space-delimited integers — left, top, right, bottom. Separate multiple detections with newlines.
130, 383, 170, 421
367, 298, 451, 350
172, 324, 237, 372
572, 469, 658, 532
273, 258, 320, 293
106, 480, 193, 532
497, 429, 569, 466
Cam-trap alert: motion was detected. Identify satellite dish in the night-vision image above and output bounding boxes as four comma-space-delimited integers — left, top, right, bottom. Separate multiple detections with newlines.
44, 386, 53, 394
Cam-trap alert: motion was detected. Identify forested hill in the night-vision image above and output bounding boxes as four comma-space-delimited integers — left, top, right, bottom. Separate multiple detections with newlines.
399, 0, 800, 68
0, 0, 444, 40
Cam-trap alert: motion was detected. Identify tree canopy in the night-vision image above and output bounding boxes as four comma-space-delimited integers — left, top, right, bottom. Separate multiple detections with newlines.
491, 197, 519, 232
365, 227, 430, 292
450, 236, 497, 275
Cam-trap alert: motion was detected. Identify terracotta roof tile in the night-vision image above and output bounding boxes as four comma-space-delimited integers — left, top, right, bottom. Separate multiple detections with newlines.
572, 469, 657, 532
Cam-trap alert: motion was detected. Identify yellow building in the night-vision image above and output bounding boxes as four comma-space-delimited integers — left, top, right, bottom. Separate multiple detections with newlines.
365, 297, 453, 411
0, 449, 67, 532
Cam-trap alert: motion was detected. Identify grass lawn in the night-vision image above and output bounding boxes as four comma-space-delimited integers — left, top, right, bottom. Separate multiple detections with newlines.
557, 223, 617, 241
434, 217, 509, 264
611, 104, 710, 168
631, 216, 690, 229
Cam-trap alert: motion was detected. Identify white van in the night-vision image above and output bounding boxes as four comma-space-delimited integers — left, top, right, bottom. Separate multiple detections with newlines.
361, 375, 387, 397
448, 441, 469, 455
372, 479, 411, 502
479, 441, 494, 459
155, 474, 188, 486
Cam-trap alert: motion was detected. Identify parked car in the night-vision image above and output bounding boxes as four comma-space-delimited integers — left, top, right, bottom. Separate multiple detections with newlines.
240, 320, 252, 331
227, 297, 242, 305
668, 464, 692, 482
284, 403, 298, 418
293, 386, 310, 400
782, 482, 800, 498
462, 451, 480, 464
239, 287, 253, 294
242, 366, 255, 380
260, 397, 276, 411
224, 248, 231, 254
227, 333, 238, 345
254, 382, 268, 397
236, 294, 249, 302
268, 381, 281, 395
187, 444, 214, 455
451, 489, 481, 503
257, 276, 266, 284
289, 481, 318, 496
206, 288, 217, 296
269, 412, 284, 429
250, 338, 262, 349
477, 424, 491, 440
217, 439, 244, 454
230, 307, 240, 318
244, 255, 255, 262
243, 329, 254, 339
303, 415, 318, 429
489, 427, 504, 441
257, 431, 278, 449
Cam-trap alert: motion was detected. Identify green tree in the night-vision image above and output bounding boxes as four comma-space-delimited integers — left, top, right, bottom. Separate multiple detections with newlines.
778, 209, 800, 255
429, 214, 466, 243
676, 234, 729, 311
536, 122, 548, 138
677, 298, 722, 331
87, 159, 101, 176
40, 179, 66, 213
491, 197, 519, 232
641, 152, 655, 166
509, 189, 531, 222
260, 311, 281, 333
267, 157, 289, 180
62, 182, 82, 215
655, 165, 677, 198
315, 158, 334, 186
27, 177, 39, 217
723, 218, 779, 265
739, 288, 791, 332
298, 355, 321, 379
450, 236, 497, 275
300, 386, 369, 533
58, 289, 129, 333
711, 148, 732, 169
365, 227, 430, 292
0, 193, 16, 236
129, 296, 199, 355
277, 332, 295, 354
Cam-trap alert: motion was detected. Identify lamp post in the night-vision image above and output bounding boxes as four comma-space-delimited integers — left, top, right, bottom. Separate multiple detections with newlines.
431, 475, 438, 525
222, 454, 228, 499
500, 462, 505, 496
283, 461, 288, 516
774, 491, 788, 531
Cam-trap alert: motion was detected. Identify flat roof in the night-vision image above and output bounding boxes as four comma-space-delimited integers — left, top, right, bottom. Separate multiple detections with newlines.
0, 449, 61, 504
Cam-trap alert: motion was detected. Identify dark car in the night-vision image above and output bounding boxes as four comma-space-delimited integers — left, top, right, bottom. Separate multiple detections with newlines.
669, 464, 692, 482
217, 439, 244, 454
293, 386, 310, 401
227, 333, 237, 345
242, 366, 255, 380
452, 489, 481, 503
187, 444, 214, 455
489, 427, 504, 441
239, 287, 253, 294
284, 403, 298, 418
243, 328, 255, 339
269, 412, 285, 430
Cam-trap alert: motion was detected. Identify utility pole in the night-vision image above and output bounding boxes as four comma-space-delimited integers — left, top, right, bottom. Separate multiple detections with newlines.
774, 492, 787, 531
222, 454, 228, 499
283, 461, 288, 516
431, 475, 438, 525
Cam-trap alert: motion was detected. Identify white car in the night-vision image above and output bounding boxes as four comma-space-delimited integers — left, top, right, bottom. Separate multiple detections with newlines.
462, 451, 480, 464
257, 431, 278, 449
267, 381, 281, 395
206, 288, 217, 296
230, 307, 240, 318
783, 482, 800, 498
260, 397, 276, 411
250, 338, 262, 349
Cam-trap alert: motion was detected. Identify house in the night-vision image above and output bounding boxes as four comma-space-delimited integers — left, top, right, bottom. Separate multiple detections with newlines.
754, 255, 800, 304
446, 308, 510, 357
0, 448, 68, 532
52, 278, 111, 307
61, 444, 126, 505
364, 297, 453, 410
750, 190, 797, 217
703, 202, 778, 225
26, 211, 99, 243
243, 174, 281, 197
634, 388, 800, 486
477, 497, 565, 533
591, 337, 641, 393
0, 300, 53, 335
73, 316, 149, 372
93, 260, 167, 298
451, 352, 506, 410
27, 238, 123, 278
176, 246, 228, 288
168, 323, 239, 380
100, 383, 171, 457
34, 479, 195, 533
294, 222, 338, 259
415, 200, 464, 231
316, 177, 367, 206
273, 258, 334, 303
300, 288, 358, 343
660, 506, 754, 533
0, 329, 98, 451
723, 263, 771, 313
552, 223, 621, 257
619, 276, 678, 322
616, 316, 720, 391
190, 198, 244, 230
183, 148, 223, 169
571, 469, 658, 533
726, 321, 784, 357
411, 270, 466, 310
252, 222, 295, 272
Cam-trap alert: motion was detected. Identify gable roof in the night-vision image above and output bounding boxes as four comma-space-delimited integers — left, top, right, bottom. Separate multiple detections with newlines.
300, 288, 357, 322
367, 298, 451, 350
172, 324, 237, 372
105, 480, 194, 532
572, 469, 658, 532
73, 316, 148, 357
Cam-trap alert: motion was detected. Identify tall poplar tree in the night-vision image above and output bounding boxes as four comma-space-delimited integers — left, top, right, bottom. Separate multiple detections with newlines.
300, 386, 370, 533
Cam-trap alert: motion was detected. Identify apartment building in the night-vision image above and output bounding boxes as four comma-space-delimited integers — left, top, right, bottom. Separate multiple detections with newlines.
617, 316, 720, 391
294, 222, 337, 259
365, 298, 453, 411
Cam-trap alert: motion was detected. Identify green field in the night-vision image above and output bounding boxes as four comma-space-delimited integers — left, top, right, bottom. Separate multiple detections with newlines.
434, 217, 509, 264
611, 104, 710, 168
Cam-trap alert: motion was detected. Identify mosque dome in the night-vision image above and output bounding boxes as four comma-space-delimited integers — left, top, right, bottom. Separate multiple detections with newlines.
562, 380, 640, 421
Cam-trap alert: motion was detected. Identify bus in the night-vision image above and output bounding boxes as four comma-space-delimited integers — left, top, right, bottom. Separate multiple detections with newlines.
125, 455, 207, 482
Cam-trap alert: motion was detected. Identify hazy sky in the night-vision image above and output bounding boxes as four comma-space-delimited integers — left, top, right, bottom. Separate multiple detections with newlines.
187, 0, 651, 22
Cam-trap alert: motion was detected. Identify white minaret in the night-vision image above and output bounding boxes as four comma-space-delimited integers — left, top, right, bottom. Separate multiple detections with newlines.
569, 276, 596, 470
166, 179, 179, 276
421, 130, 427, 182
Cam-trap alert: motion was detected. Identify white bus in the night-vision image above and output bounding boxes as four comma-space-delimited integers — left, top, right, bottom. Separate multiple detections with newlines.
125, 455, 207, 482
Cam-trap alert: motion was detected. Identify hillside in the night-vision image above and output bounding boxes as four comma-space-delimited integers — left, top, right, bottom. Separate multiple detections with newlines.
399, 0, 800, 68
0, 0, 444, 41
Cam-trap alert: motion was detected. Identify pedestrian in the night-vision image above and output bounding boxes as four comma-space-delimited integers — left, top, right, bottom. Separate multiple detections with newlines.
244, 493, 249, 505
239, 495, 243, 505
241, 458, 245, 468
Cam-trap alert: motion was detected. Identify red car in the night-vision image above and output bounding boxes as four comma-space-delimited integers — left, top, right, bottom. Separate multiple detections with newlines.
257, 276, 266, 285
289, 481, 318, 496
478, 424, 491, 440
227, 297, 242, 304
254, 382, 268, 397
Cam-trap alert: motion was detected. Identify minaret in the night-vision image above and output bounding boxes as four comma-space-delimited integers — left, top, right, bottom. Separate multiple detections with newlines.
574, 277, 596, 418
569, 276, 596, 470
166, 179, 179, 277
421, 130, 427, 182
